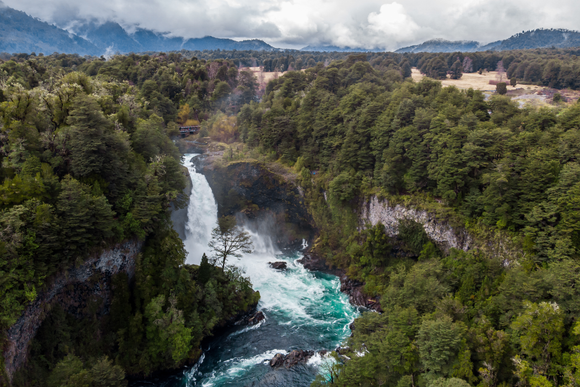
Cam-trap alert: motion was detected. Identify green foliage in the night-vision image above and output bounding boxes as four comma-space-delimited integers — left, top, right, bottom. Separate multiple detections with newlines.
0, 53, 260, 385
382, 260, 449, 314
198, 253, 212, 284
144, 295, 193, 366
511, 301, 564, 377
329, 172, 358, 203
417, 316, 467, 377
397, 218, 430, 255
47, 354, 126, 387
496, 82, 508, 95
231, 53, 580, 387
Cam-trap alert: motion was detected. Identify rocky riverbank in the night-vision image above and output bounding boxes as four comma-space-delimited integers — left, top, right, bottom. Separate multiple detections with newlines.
298, 251, 382, 312
193, 154, 386, 313
269, 350, 329, 368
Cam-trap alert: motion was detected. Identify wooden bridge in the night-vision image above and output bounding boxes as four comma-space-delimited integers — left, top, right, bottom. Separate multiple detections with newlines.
179, 126, 201, 137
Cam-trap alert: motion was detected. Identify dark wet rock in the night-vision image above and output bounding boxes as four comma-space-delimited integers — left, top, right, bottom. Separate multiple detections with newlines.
269, 349, 327, 368
197, 160, 315, 250
349, 321, 356, 332
170, 166, 192, 241
248, 311, 265, 325
269, 353, 287, 368
340, 275, 383, 312
297, 251, 341, 275
268, 261, 287, 270
234, 310, 265, 326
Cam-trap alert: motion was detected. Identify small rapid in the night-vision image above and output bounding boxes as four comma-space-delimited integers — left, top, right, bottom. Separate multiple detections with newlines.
149, 154, 359, 386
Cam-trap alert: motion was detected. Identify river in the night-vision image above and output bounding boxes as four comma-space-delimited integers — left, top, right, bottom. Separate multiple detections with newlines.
135, 154, 359, 387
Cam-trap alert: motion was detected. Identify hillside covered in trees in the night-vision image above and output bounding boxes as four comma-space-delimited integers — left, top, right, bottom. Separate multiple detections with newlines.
0, 52, 261, 386
175, 46, 580, 89
2, 48, 580, 386
396, 29, 580, 53
236, 54, 580, 387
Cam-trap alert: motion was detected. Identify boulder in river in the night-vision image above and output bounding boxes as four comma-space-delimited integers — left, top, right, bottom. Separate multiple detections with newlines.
268, 261, 287, 270
269, 349, 329, 368
297, 251, 338, 274
248, 311, 265, 325
235, 310, 265, 326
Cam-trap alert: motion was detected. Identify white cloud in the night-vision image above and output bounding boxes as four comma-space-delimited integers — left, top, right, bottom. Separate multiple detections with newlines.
2, 0, 580, 49
368, 2, 420, 45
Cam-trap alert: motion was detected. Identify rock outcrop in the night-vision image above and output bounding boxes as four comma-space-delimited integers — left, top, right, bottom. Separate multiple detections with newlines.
297, 251, 340, 275
268, 261, 287, 270
3, 240, 143, 382
340, 275, 382, 312
235, 310, 265, 326
269, 350, 328, 368
195, 159, 315, 250
361, 196, 472, 254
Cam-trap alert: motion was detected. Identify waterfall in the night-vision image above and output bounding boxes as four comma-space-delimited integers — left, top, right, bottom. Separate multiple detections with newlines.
174, 154, 359, 387
182, 154, 218, 265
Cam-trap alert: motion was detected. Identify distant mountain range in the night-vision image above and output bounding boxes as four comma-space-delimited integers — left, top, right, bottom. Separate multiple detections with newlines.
2, 2, 580, 56
300, 45, 383, 52
0, 3, 276, 55
395, 29, 580, 53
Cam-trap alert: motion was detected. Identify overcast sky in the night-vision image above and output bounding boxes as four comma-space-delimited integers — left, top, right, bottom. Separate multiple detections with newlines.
3, 0, 580, 50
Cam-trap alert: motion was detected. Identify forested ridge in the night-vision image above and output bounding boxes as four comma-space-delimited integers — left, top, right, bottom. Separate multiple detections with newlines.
2, 48, 580, 387
236, 55, 580, 387
0, 52, 260, 386
179, 47, 580, 89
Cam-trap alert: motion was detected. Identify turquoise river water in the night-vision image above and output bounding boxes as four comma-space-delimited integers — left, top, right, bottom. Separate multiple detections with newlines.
132, 154, 359, 387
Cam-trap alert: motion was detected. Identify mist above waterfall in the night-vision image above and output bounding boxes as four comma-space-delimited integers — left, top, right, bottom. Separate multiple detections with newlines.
172, 153, 359, 387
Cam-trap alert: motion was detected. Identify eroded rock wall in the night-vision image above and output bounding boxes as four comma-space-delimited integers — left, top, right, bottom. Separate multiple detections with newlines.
198, 160, 315, 248
361, 196, 473, 253
3, 240, 143, 382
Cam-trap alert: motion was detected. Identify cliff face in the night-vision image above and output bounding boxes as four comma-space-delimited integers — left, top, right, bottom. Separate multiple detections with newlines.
3, 240, 143, 382
195, 158, 520, 311
361, 196, 473, 254
197, 159, 315, 249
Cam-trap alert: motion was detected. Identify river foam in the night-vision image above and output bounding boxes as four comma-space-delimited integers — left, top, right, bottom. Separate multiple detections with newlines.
155, 154, 360, 386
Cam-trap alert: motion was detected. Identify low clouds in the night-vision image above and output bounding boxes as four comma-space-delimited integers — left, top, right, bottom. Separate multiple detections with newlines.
367, 3, 420, 48
3, 0, 580, 49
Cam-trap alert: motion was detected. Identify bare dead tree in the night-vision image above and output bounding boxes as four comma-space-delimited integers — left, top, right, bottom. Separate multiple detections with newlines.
208, 216, 253, 270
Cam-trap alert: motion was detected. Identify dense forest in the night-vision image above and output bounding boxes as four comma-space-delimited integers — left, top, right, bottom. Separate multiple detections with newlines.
4, 46, 580, 95
0, 53, 260, 386
236, 55, 580, 387
2, 47, 580, 387
177, 47, 580, 89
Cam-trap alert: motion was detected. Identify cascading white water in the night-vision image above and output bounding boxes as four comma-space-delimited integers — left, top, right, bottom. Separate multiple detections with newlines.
182, 154, 218, 265
177, 154, 359, 387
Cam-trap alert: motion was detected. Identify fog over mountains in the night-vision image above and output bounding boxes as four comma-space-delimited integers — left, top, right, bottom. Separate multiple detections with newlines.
0, 3, 275, 55
395, 29, 580, 53
2, 1, 580, 55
